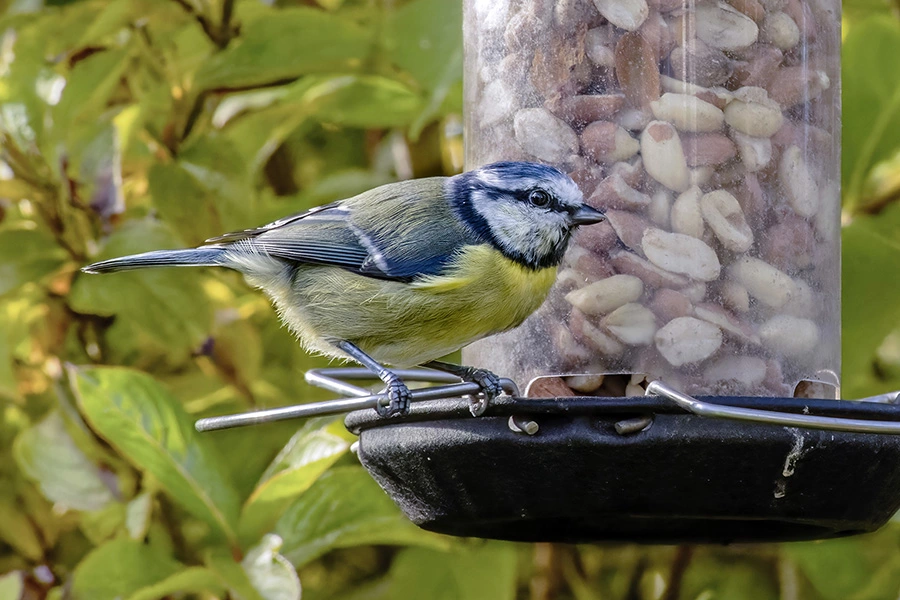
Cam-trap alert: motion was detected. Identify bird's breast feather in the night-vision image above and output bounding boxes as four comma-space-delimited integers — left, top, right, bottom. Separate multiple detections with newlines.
411, 245, 558, 312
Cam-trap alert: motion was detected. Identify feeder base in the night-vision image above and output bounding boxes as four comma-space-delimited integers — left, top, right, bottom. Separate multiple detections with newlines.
346, 396, 900, 544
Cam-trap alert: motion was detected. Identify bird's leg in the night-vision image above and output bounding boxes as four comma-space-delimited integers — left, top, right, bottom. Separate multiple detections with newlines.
424, 360, 504, 416
336, 340, 411, 417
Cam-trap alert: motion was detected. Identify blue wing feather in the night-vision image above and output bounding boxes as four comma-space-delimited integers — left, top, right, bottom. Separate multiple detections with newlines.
209, 179, 475, 283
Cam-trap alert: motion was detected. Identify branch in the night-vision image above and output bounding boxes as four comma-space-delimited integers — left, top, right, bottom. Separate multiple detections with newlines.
625, 556, 648, 600
171, 0, 234, 49
662, 545, 695, 600
220, 0, 235, 45
179, 76, 300, 146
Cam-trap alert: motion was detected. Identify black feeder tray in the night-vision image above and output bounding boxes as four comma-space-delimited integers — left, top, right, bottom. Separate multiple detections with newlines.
196, 369, 900, 545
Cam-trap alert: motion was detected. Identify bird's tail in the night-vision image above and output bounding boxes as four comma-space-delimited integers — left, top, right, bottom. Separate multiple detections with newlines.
81, 247, 228, 274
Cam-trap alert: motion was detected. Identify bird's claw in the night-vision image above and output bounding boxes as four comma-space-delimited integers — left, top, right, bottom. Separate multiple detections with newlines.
462, 367, 503, 417
376, 376, 412, 417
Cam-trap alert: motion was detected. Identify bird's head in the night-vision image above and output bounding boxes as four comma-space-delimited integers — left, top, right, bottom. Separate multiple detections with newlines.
447, 161, 605, 270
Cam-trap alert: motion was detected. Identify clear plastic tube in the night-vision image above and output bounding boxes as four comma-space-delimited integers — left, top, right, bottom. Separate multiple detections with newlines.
462, 0, 840, 398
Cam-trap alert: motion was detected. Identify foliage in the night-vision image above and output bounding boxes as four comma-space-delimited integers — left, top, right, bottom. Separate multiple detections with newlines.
841, 3, 900, 399
0, 0, 898, 599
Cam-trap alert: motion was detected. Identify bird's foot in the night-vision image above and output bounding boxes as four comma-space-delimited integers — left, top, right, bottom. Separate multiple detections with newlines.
460, 367, 503, 400
376, 375, 412, 417
459, 367, 503, 417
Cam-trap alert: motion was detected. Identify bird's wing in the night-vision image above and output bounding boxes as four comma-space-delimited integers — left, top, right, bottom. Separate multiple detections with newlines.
204, 202, 344, 244
212, 179, 477, 282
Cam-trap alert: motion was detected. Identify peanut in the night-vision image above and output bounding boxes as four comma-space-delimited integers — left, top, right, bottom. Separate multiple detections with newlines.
642, 228, 721, 281
699, 189, 754, 252
759, 315, 820, 357
650, 93, 725, 132
593, 0, 649, 31
603, 303, 658, 345
514, 108, 580, 163
641, 121, 691, 192
565, 274, 644, 316
727, 257, 796, 308
655, 317, 723, 366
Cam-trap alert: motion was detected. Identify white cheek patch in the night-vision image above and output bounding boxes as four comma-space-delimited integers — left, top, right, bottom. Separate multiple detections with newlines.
476, 201, 569, 264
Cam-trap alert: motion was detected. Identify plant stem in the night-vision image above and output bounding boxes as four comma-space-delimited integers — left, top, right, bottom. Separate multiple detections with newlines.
662, 545, 695, 600
170, 0, 234, 49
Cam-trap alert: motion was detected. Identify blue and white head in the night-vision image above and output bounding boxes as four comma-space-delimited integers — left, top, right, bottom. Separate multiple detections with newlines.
447, 161, 605, 269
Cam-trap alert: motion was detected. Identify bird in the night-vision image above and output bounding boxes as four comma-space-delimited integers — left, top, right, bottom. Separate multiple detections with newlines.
82, 161, 605, 417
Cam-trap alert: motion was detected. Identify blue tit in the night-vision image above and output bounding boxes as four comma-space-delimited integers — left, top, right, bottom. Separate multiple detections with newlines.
82, 161, 605, 416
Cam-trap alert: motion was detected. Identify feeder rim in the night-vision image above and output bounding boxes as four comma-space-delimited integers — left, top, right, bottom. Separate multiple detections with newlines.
344, 388, 900, 434
194, 367, 900, 436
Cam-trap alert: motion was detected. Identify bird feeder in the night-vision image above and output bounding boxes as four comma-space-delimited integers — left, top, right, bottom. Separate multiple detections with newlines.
345, 0, 900, 543
197, 0, 900, 543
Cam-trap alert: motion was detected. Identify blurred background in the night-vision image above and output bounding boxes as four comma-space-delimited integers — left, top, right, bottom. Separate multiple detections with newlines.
1, 0, 900, 598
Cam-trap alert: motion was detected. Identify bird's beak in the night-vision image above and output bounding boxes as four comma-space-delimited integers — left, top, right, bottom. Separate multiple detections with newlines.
569, 204, 606, 226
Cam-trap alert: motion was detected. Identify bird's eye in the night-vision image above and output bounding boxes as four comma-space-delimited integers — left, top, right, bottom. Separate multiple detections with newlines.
529, 190, 552, 207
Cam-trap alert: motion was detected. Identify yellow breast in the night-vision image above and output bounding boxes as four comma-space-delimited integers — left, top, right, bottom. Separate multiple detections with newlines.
411, 244, 558, 334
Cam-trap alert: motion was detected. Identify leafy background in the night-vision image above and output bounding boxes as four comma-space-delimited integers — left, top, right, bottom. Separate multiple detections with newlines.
0, 0, 899, 598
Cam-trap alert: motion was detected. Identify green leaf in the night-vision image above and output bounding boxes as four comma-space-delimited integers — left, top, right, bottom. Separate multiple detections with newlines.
80, 501, 127, 545
70, 366, 241, 545
147, 162, 222, 243
843, 15, 900, 210
291, 76, 423, 129
385, 0, 462, 92
389, 542, 517, 600
71, 537, 183, 600
384, 0, 463, 133
68, 219, 213, 353
844, 0, 895, 26
0, 3, 105, 155
209, 318, 264, 399
147, 134, 253, 243
220, 101, 312, 175
13, 411, 116, 511
679, 548, 778, 600
206, 547, 266, 600
200, 406, 298, 503
276, 466, 450, 567
0, 571, 23, 600
13, 484, 60, 557
314, 0, 346, 9
0, 493, 44, 561
220, 75, 421, 174
242, 534, 302, 600
0, 304, 21, 401
54, 47, 133, 133
842, 205, 900, 398
0, 102, 41, 158
787, 530, 900, 600
195, 7, 373, 90
77, 0, 161, 46
0, 228, 68, 297
126, 567, 224, 600
239, 421, 349, 542
863, 147, 900, 205
125, 491, 153, 540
